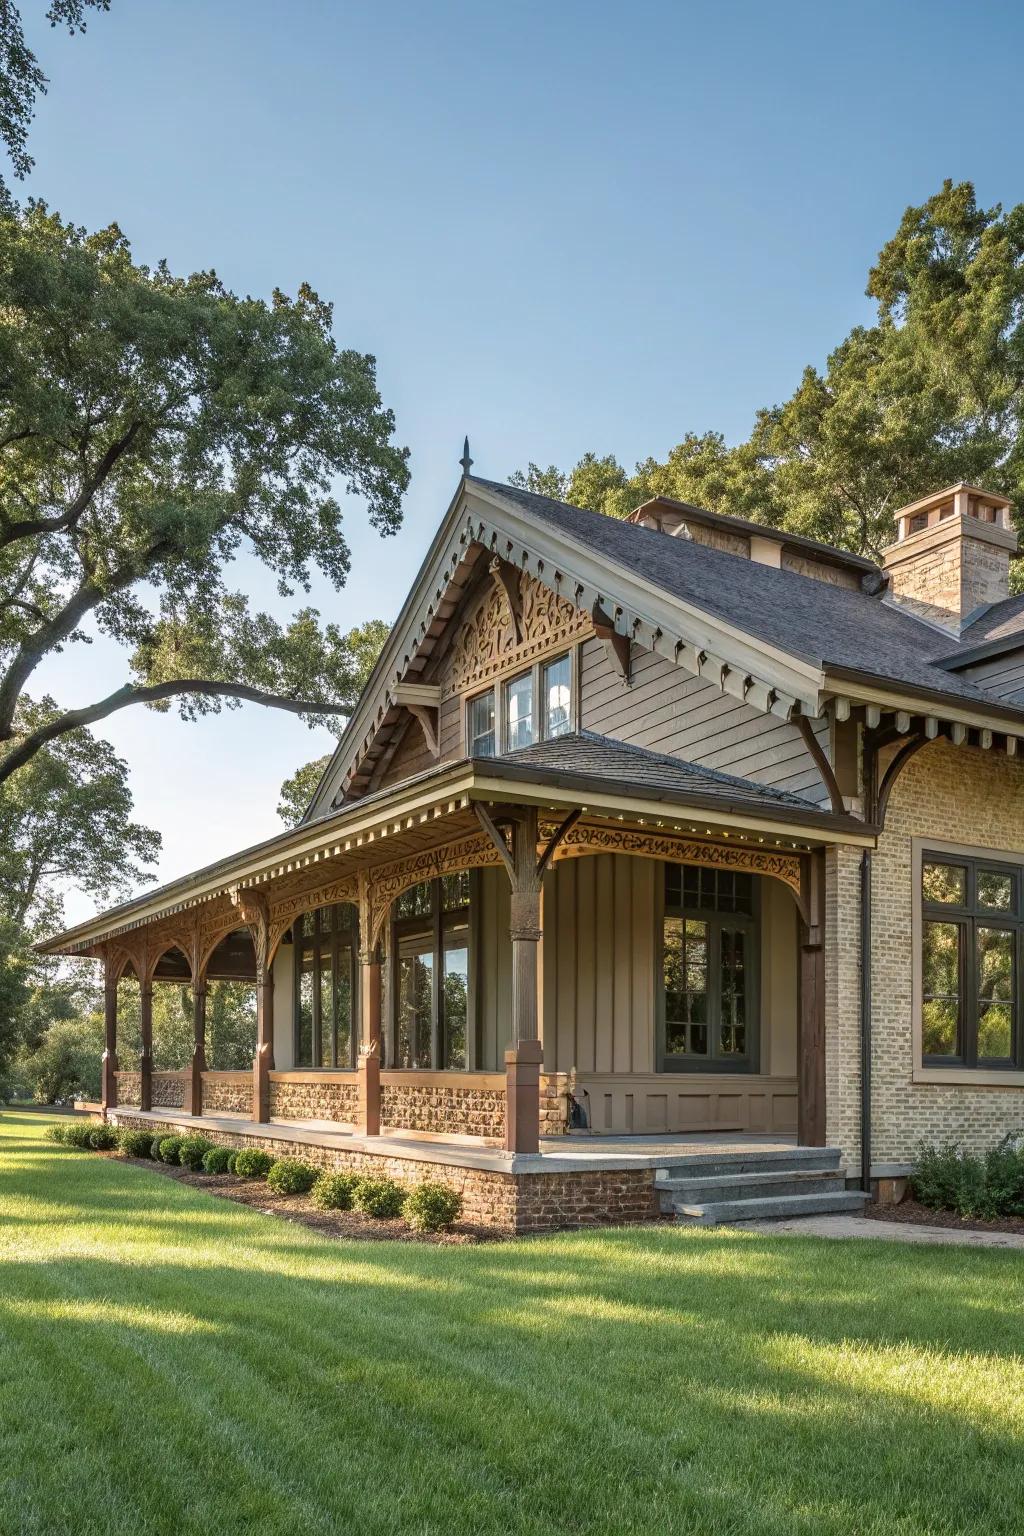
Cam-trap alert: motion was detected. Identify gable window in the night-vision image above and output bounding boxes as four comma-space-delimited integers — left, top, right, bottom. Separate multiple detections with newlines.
921, 853, 1021, 1068
660, 866, 758, 1073
467, 690, 495, 757
390, 873, 472, 1070
465, 651, 575, 758
293, 904, 359, 1069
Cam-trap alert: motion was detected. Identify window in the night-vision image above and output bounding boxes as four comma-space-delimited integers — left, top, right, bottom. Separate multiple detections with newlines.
465, 652, 574, 757
293, 904, 359, 1069
389, 874, 473, 1069
505, 671, 534, 750
660, 866, 757, 1071
467, 690, 495, 758
921, 854, 1022, 1068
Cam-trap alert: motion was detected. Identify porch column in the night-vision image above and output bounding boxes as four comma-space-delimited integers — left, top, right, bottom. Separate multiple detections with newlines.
139, 980, 153, 1111
357, 947, 382, 1137
101, 962, 118, 1114
798, 847, 827, 1147
253, 965, 274, 1123
184, 981, 207, 1117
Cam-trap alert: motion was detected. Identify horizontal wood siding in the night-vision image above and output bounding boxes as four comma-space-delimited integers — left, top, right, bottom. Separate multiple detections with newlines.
375, 719, 437, 790
580, 638, 828, 803
962, 648, 1024, 704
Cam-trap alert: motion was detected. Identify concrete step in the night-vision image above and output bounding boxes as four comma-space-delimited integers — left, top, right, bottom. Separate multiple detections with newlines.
670, 1189, 867, 1226
656, 1170, 847, 1208
656, 1147, 842, 1179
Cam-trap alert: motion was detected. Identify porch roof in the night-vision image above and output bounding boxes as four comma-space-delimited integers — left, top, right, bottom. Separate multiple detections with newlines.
38, 737, 872, 958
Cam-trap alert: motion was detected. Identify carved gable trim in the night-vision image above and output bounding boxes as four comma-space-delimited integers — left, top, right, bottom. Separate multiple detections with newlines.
445, 565, 590, 697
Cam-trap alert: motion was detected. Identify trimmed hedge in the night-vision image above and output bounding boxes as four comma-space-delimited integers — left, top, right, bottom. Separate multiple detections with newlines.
157, 1135, 184, 1166
266, 1159, 319, 1196
225, 1150, 239, 1174
150, 1132, 168, 1161
202, 1145, 233, 1175
178, 1136, 214, 1172
118, 1128, 156, 1158
310, 1171, 360, 1211
404, 1181, 462, 1233
234, 1147, 275, 1179
913, 1135, 1024, 1219
56, 1122, 97, 1149
88, 1123, 119, 1151
353, 1176, 406, 1220
45, 1123, 69, 1144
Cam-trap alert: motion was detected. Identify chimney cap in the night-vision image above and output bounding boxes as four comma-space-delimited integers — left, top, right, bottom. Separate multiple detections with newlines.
895, 483, 1014, 520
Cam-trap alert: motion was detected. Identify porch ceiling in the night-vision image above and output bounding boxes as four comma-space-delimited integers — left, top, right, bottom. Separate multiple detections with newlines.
38, 745, 873, 959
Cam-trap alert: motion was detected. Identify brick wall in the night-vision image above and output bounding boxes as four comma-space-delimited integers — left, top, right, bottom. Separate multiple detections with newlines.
864, 740, 1024, 1164
269, 1074, 359, 1122
114, 1071, 142, 1104
380, 1077, 505, 1142
151, 1072, 186, 1109
824, 846, 863, 1172
109, 1112, 659, 1233
201, 1073, 251, 1115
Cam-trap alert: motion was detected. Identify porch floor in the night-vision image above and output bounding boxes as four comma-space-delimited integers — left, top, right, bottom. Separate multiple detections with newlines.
112, 1104, 799, 1175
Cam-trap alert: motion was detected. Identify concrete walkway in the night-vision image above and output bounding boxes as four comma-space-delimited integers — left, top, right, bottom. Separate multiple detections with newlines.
735, 1212, 1024, 1248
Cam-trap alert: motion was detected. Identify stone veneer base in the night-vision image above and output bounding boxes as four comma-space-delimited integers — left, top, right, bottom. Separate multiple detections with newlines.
109, 1109, 661, 1234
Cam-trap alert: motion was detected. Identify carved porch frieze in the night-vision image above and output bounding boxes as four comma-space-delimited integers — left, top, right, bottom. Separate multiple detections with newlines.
546, 820, 803, 897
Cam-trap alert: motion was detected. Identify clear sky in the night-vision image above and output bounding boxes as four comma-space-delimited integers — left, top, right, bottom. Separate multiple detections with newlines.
20, 0, 1024, 925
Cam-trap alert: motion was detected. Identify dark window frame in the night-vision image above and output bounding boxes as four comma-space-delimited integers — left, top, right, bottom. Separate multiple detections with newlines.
463, 648, 578, 759
657, 865, 760, 1074
387, 873, 477, 1070
292, 903, 360, 1070
921, 852, 1023, 1070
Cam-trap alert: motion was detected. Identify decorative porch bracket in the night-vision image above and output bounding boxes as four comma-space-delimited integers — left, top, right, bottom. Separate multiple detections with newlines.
797, 848, 827, 1148
474, 802, 581, 1153
231, 887, 274, 1123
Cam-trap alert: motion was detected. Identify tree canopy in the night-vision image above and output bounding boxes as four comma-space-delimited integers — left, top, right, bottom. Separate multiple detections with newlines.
0, 203, 409, 786
0, 3, 110, 193
514, 182, 1024, 563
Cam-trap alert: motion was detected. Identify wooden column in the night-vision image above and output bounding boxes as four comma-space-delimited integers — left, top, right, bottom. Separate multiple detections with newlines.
357, 947, 382, 1137
798, 847, 827, 1147
139, 980, 153, 1111
184, 981, 207, 1117
101, 961, 119, 1114
232, 887, 275, 1123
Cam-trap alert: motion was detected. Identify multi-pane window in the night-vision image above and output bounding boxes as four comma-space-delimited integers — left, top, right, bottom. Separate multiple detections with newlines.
293, 904, 359, 1069
921, 853, 1022, 1068
465, 651, 574, 757
661, 866, 756, 1071
391, 873, 471, 1070
467, 690, 495, 757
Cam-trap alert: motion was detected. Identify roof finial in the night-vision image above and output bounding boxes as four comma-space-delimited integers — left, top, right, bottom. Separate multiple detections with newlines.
460, 435, 473, 477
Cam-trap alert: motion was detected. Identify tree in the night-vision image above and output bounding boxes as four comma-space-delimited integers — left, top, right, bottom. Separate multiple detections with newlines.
515, 181, 1024, 562
0, 696, 160, 928
0, 3, 110, 194
0, 203, 409, 787
13, 1012, 102, 1102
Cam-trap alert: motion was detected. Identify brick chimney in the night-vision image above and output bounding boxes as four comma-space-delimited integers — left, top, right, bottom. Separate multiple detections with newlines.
882, 485, 1017, 632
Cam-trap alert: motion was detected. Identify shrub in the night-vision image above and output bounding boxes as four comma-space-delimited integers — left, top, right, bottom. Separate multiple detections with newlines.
266, 1159, 318, 1196
88, 1123, 119, 1150
404, 1181, 462, 1233
913, 1135, 1024, 1219
225, 1150, 239, 1174
234, 1147, 275, 1179
151, 1132, 169, 1161
310, 1171, 360, 1211
45, 1123, 68, 1144
157, 1135, 184, 1166
178, 1136, 214, 1172
202, 1145, 233, 1174
118, 1128, 155, 1158
353, 1176, 406, 1220
60, 1121, 99, 1149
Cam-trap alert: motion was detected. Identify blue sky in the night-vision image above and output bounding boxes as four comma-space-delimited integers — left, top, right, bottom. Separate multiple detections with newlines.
21, 0, 1024, 923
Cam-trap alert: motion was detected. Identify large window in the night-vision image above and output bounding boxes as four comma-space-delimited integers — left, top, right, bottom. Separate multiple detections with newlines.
921, 853, 1022, 1069
465, 651, 575, 758
660, 866, 758, 1072
293, 903, 359, 1069
390, 873, 472, 1070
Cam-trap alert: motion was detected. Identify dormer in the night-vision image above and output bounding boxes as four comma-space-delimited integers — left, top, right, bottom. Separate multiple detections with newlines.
882, 485, 1017, 633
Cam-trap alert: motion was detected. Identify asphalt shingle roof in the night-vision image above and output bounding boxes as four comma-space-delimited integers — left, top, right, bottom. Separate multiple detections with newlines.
472, 477, 1017, 711
494, 731, 818, 811
956, 593, 1024, 649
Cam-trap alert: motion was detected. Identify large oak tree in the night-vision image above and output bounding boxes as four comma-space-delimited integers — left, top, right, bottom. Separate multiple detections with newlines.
0, 203, 409, 786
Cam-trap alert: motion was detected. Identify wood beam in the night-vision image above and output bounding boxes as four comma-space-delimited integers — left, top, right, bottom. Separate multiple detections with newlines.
796, 715, 846, 816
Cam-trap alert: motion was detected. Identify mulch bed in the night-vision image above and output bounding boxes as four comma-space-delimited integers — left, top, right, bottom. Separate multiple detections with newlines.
863, 1198, 1024, 1237
119, 1155, 498, 1244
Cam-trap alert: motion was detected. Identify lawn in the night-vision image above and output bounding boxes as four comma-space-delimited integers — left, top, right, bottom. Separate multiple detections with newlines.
1, 1115, 1022, 1536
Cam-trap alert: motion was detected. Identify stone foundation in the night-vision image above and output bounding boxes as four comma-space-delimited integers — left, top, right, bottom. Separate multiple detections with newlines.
269, 1072, 359, 1122
201, 1072, 251, 1115
151, 1072, 186, 1109
114, 1071, 142, 1103
380, 1073, 505, 1142
109, 1111, 660, 1234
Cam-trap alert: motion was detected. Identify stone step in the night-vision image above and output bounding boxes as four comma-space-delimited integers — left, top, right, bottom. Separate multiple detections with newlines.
670, 1189, 867, 1226
656, 1147, 842, 1179
656, 1170, 847, 1208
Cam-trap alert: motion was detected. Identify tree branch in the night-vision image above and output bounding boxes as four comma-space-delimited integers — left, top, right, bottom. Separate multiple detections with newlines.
0, 419, 144, 550
0, 677, 355, 786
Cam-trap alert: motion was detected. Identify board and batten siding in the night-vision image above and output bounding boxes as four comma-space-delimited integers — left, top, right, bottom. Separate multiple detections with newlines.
579, 638, 828, 804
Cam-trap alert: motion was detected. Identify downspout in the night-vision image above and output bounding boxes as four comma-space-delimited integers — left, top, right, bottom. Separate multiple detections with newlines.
859, 849, 872, 1195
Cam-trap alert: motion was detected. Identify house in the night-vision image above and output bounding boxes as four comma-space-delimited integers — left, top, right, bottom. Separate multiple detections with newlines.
41, 473, 1024, 1230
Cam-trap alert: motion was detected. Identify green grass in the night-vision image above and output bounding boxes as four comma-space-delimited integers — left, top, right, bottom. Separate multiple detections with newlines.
1, 1114, 1022, 1536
